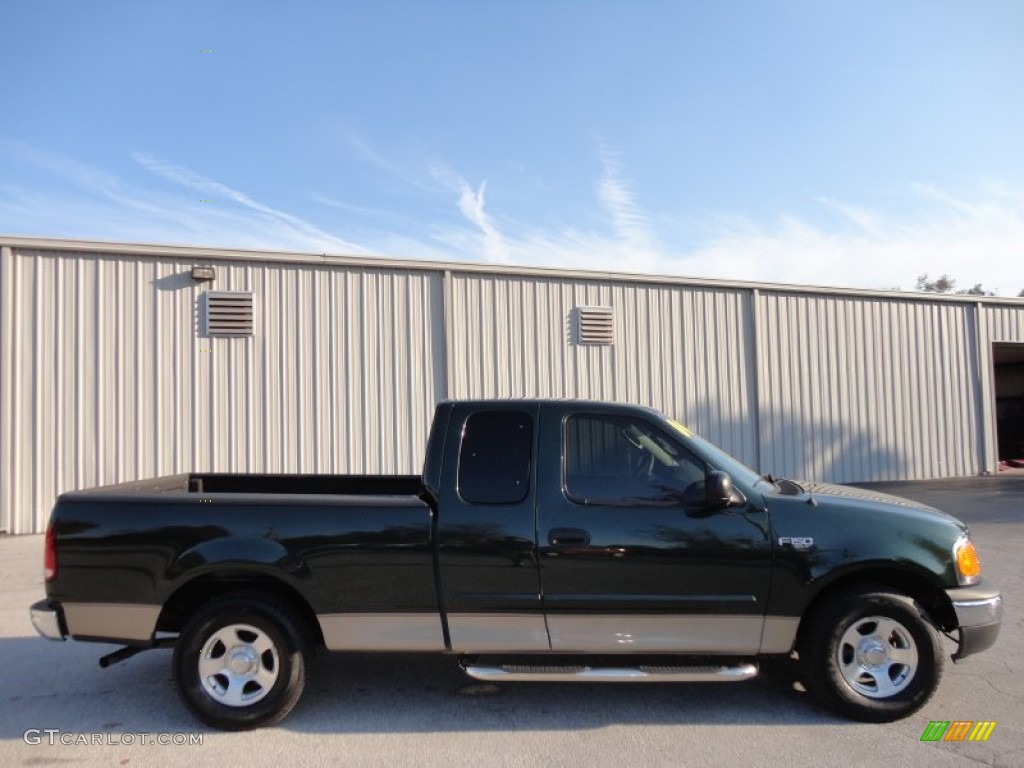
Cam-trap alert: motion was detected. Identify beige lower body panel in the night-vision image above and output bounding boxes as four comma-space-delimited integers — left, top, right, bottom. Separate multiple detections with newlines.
546, 615, 770, 654
60, 603, 799, 656
760, 616, 801, 654
447, 614, 550, 652
63, 603, 161, 642
319, 613, 445, 651
319, 613, 798, 654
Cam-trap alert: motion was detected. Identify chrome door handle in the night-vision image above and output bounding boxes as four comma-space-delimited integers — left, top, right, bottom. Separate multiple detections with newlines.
548, 528, 591, 547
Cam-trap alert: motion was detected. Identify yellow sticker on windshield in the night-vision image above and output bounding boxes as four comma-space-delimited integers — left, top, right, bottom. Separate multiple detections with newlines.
668, 419, 693, 438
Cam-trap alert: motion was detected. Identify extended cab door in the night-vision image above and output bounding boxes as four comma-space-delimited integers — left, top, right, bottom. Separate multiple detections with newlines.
537, 404, 773, 654
434, 403, 549, 652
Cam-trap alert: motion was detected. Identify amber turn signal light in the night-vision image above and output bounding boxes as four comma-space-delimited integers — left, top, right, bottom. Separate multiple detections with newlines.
956, 539, 981, 583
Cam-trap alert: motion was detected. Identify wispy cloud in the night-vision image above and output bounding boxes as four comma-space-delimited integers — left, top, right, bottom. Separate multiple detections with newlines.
670, 189, 1024, 294
814, 196, 885, 238
428, 160, 510, 263
309, 192, 427, 229
596, 142, 658, 254
348, 133, 438, 193
0, 141, 369, 254
1, 139, 122, 195
415, 173, 1024, 294
132, 152, 365, 253
3, 139, 1024, 295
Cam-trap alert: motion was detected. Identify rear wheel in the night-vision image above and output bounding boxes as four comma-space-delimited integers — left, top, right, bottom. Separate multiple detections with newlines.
800, 585, 943, 722
173, 596, 308, 730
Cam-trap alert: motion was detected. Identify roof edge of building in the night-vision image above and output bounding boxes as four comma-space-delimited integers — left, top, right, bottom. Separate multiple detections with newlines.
3, 233, 1023, 306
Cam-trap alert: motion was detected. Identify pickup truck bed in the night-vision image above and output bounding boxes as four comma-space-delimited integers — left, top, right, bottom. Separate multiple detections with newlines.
72, 471, 423, 495
47, 473, 439, 649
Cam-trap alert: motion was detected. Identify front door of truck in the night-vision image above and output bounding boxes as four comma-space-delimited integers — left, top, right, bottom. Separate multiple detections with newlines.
536, 405, 773, 654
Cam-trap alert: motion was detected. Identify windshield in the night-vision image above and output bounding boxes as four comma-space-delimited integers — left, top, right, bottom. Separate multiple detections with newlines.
665, 418, 763, 488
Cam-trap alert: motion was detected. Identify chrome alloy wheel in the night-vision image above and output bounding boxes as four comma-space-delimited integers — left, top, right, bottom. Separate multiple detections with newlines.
836, 615, 919, 699
198, 623, 280, 707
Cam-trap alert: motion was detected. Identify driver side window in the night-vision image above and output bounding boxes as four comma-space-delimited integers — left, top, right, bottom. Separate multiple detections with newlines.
563, 414, 707, 506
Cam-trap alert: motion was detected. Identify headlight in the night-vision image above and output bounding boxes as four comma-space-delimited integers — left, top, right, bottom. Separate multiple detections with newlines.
954, 534, 982, 585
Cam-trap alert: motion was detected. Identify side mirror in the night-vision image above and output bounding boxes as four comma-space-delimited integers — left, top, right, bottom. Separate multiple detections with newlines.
707, 470, 745, 509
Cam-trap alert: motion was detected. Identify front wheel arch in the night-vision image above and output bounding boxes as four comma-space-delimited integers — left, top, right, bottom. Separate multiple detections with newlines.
797, 566, 958, 637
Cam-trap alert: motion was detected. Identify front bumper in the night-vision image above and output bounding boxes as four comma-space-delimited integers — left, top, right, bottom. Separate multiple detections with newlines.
946, 584, 1002, 661
30, 600, 67, 641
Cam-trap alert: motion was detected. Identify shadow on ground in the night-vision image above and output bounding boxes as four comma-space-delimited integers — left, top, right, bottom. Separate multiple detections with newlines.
0, 636, 848, 738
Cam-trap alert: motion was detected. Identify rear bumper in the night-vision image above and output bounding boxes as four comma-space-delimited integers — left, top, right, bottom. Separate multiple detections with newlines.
946, 585, 1002, 661
30, 600, 67, 641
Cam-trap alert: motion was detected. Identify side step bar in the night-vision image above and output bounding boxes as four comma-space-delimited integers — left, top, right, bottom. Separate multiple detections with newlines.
461, 662, 758, 684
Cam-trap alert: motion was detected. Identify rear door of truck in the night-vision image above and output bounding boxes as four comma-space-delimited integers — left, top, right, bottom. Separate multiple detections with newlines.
536, 403, 773, 654
434, 402, 548, 652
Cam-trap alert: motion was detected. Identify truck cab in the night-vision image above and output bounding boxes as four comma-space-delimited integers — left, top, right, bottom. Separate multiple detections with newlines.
430, 401, 774, 655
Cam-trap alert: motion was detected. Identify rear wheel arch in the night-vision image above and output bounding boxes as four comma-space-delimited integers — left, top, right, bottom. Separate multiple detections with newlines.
157, 571, 324, 648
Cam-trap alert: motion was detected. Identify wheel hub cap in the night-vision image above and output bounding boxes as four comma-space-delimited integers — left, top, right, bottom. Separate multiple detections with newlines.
836, 614, 920, 700
228, 645, 259, 677
197, 623, 280, 707
858, 639, 889, 668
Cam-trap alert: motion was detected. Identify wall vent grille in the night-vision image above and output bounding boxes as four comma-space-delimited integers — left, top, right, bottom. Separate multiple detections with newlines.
574, 306, 614, 345
202, 291, 254, 337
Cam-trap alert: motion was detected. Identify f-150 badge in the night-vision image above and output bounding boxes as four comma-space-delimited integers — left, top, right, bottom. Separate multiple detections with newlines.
778, 537, 814, 549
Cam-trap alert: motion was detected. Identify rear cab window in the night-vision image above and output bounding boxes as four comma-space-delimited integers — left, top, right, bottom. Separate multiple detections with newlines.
457, 410, 533, 504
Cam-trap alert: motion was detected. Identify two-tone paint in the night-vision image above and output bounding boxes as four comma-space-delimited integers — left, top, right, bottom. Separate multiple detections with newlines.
34, 400, 1001, 664
44, 480, 441, 649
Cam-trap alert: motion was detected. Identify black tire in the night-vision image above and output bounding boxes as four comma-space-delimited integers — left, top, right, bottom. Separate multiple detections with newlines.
173, 595, 308, 730
799, 585, 943, 722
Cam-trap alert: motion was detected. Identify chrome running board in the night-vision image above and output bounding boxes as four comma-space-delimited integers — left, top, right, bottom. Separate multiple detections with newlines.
461, 662, 758, 683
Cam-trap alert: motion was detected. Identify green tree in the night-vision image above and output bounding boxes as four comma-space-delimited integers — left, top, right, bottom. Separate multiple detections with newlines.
915, 273, 995, 297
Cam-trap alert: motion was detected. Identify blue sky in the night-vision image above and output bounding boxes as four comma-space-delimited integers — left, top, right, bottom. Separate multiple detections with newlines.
2, 1, 1024, 294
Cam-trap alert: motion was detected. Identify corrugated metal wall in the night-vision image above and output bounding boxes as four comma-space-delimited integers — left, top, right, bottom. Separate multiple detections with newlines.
445, 274, 758, 465
754, 293, 981, 483
0, 245, 444, 534
979, 305, 1024, 468
3, 239, 1024, 534
985, 306, 1024, 344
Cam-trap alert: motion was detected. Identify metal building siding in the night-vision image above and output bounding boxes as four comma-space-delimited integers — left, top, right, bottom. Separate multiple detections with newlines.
0, 246, 444, 534
197, 263, 444, 476
445, 273, 758, 464
985, 305, 1024, 344
4, 237, 1024, 535
978, 304, 1024, 471
755, 293, 980, 483
1, 249, 187, 533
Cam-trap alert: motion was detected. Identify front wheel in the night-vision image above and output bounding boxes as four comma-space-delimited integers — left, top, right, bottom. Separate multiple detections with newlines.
173, 596, 308, 730
800, 585, 943, 722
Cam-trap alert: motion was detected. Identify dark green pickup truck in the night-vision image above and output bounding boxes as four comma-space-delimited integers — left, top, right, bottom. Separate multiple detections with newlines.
30, 399, 1001, 730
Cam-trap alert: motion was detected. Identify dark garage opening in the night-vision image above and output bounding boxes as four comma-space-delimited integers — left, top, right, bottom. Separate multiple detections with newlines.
994, 343, 1024, 468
